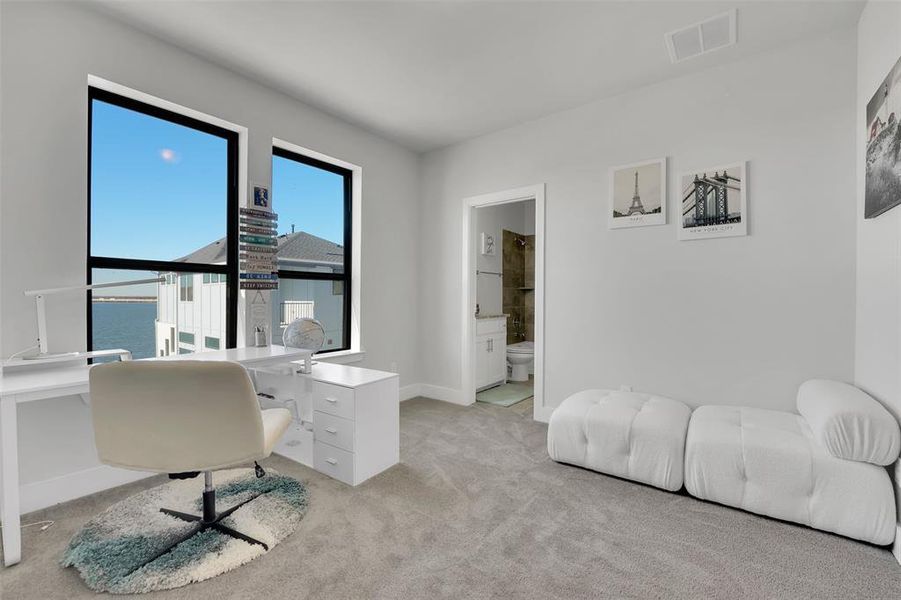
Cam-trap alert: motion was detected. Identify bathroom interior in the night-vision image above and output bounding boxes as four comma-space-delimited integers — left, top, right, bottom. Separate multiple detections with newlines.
474, 199, 535, 408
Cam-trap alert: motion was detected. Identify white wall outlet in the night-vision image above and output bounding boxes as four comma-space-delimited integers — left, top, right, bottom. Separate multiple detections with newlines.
390, 361, 398, 373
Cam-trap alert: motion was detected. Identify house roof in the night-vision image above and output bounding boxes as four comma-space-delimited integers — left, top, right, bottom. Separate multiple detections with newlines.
176, 231, 344, 266
275, 231, 344, 265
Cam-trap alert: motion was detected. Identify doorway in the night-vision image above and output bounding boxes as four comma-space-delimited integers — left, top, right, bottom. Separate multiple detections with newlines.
461, 185, 548, 422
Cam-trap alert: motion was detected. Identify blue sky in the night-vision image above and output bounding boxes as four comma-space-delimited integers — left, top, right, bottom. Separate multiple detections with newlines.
91, 99, 344, 292
91, 100, 228, 261
272, 155, 344, 242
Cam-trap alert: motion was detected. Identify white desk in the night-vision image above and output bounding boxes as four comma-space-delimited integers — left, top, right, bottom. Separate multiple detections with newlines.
0, 345, 312, 567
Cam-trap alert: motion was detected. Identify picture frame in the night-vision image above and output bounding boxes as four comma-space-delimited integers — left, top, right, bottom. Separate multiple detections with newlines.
678, 161, 748, 241
481, 232, 496, 256
608, 157, 667, 229
253, 183, 270, 208
865, 53, 901, 219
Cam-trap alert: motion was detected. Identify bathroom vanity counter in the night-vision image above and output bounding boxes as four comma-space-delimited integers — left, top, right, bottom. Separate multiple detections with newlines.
474, 317, 507, 390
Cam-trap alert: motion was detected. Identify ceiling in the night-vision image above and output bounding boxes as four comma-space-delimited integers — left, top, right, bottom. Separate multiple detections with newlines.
89, 1, 864, 152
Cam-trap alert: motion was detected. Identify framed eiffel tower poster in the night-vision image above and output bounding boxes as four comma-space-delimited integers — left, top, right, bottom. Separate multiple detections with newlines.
609, 157, 667, 229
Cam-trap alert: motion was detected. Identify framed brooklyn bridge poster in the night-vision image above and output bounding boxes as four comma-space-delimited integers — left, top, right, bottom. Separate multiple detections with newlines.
678, 161, 747, 241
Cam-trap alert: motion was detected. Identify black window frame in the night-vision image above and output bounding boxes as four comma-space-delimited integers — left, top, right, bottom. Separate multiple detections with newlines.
272, 146, 353, 353
87, 87, 239, 354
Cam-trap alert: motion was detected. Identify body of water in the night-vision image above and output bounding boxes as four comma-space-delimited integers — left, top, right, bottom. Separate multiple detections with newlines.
92, 302, 157, 359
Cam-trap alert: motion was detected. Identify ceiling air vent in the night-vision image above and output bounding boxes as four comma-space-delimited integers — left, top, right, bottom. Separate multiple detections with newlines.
665, 9, 737, 64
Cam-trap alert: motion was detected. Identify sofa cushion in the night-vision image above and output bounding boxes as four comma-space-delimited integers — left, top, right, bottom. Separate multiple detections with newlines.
796, 379, 900, 466
547, 389, 691, 491
685, 405, 896, 545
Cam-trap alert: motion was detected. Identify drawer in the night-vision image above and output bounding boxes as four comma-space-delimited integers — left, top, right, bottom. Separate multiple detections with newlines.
313, 381, 355, 420
314, 440, 355, 485
476, 318, 506, 336
313, 411, 355, 452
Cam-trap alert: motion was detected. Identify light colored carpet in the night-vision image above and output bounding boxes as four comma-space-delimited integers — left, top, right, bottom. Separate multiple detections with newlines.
476, 381, 533, 407
3, 397, 901, 599
61, 469, 308, 593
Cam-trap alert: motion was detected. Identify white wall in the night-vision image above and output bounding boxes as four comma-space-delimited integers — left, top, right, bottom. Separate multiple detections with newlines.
855, 0, 901, 424
420, 31, 858, 412
0, 2, 421, 485
854, 0, 901, 560
474, 200, 532, 315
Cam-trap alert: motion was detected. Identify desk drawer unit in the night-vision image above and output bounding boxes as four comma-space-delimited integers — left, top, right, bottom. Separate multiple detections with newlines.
310, 367, 399, 486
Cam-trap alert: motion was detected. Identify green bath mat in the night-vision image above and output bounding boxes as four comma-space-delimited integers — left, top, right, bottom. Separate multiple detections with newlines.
476, 382, 533, 407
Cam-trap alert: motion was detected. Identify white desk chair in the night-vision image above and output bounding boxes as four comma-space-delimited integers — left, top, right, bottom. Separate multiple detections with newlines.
88, 360, 292, 572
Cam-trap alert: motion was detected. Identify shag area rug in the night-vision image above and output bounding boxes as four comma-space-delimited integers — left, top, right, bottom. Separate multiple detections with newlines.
61, 468, 308, 594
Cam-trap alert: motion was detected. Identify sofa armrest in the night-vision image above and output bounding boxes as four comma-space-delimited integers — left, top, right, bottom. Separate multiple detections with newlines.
797, 379, 900, 466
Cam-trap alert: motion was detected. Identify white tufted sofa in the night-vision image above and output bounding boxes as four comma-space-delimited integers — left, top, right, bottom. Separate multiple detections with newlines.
548, 380, 900, 545
685, 380, 900, 545
547, 389, 692, 491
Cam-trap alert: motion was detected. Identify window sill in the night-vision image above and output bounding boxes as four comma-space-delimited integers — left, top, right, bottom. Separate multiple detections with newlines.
314, 349, 365, 365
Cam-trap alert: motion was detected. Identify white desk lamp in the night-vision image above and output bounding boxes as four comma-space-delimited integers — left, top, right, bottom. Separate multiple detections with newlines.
15, 276, 164, 365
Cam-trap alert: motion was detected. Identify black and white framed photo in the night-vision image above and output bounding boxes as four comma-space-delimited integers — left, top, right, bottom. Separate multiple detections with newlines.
480, 232, 496, 256
678, 161, 747, 240
865, 53, 901, 219
608, 158, 666, 229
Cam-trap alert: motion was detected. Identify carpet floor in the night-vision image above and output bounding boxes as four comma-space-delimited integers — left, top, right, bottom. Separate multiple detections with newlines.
2, 397, 901, 599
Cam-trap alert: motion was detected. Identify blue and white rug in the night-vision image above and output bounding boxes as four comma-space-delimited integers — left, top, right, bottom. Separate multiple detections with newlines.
62, 468, 308, 594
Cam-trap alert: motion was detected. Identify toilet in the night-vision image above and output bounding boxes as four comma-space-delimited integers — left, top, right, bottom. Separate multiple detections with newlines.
506, 341, 534, 382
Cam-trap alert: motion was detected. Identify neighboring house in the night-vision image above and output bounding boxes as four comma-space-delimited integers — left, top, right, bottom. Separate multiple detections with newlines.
154, 231, 344, 357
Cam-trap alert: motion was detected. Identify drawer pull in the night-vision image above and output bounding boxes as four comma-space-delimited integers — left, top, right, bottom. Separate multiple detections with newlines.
325, 458, 338, 465
325, 397, 338, 404
325, 427, 338, 434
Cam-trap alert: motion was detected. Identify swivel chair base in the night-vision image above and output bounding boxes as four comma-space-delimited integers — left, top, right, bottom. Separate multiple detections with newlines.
126, 472, 268, 575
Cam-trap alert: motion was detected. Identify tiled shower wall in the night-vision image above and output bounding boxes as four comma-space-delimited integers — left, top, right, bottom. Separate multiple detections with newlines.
502, 230, 535, 344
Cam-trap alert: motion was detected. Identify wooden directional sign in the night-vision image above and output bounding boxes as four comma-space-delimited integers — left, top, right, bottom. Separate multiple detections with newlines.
239, 207, 279, 289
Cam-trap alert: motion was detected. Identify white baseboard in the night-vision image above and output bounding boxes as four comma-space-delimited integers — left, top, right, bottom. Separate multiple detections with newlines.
399, 384, 423, 401
19, 465, 153, 515
403, 382, 553, 419
533, 405, 553, 423
400, 383, 469, 406
417, 384, 469, 405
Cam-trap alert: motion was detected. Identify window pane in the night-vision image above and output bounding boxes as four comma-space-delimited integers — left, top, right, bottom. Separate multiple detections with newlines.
271, 154, 346, 274
90, 99, 229, 262
91, 268, 227, 359
272, 278, 345, 351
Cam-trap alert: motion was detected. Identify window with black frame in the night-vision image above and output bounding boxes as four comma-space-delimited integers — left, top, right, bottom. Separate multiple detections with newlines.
271, 147, 352, 352
87, 87, 238, 359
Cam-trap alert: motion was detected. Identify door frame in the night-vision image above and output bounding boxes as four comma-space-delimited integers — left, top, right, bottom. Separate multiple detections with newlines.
461, 184, 549, 422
